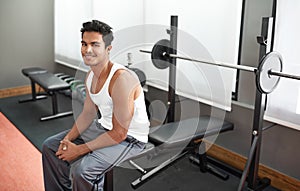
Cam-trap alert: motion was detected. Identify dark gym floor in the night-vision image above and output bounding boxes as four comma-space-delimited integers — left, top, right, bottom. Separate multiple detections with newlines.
0, 93, 281, 191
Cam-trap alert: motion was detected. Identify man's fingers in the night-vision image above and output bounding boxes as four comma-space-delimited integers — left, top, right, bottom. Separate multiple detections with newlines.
62, 145, 67, 151
56, 150, 62, 156
60, 140, 68, 151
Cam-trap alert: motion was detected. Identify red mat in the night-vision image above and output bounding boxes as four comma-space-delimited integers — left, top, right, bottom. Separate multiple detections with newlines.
0, 112, 44, 191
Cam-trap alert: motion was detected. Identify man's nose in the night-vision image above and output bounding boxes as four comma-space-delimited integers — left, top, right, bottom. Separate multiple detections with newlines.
86, 45, 93, 52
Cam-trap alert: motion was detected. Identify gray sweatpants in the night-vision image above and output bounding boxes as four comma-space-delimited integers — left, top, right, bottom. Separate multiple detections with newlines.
42, 120, 145, 191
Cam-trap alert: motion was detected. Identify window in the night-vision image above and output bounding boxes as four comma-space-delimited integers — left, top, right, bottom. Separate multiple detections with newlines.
265, 0, 300, 130
55, 0, 243, 111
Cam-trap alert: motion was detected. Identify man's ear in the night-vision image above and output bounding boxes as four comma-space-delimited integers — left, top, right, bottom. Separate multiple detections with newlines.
107, 45, 112, 52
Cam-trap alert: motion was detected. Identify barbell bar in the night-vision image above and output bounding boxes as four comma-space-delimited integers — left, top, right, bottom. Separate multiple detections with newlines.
167, 53, 257, 73
140, 39, 300, 94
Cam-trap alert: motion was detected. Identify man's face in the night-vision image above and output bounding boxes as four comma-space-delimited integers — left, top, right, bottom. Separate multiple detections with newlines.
81, 31, 111, 66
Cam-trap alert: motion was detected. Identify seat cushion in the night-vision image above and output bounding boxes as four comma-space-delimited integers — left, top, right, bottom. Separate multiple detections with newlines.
149, 116, 234, 146
29, 72, 70, 91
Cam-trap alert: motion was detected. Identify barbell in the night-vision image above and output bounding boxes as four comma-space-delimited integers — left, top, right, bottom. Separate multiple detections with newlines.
140, 39, 300, 94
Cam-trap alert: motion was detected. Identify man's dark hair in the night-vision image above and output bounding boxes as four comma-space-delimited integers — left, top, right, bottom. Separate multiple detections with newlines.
81, 20, 114, 48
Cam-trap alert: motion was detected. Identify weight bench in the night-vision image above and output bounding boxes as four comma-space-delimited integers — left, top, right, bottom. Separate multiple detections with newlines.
104, 115, 234, 190
22, 69, 73, 121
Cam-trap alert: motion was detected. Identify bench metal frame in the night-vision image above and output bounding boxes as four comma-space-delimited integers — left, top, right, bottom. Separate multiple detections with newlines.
104, 116, 234, 190
19, 67, 48, 103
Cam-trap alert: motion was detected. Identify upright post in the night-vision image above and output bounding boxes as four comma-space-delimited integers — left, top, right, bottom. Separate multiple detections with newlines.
248, 17, 273, 190
167, 15, 178, 123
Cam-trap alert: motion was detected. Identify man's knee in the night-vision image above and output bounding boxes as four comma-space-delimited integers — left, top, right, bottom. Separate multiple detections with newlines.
42, 131, 68, 154
42, 137, 51, 153
72, 161, 107, 186
71, 163, 103, 191
42, 136, 58, 156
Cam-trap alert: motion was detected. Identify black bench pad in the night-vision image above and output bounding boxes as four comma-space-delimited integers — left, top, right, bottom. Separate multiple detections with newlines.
22, 67, 47, 77
149, 116, 234, 146
29, 72, 70, 91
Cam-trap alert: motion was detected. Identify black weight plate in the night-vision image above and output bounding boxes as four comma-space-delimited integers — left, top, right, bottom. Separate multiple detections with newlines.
151, 39, 171, 69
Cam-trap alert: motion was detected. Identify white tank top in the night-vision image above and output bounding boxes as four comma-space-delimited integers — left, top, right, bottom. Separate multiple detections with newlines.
86, 63, 150, 143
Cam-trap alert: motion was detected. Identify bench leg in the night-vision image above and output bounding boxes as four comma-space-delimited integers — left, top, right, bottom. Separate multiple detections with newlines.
52, 92, 58, 114
40, 92, 73, 121
104, 169, 114, 191
19, 80, 47, 103
40, 111, 73, 121
189, 142, 229, 180
189, 153, 229, 180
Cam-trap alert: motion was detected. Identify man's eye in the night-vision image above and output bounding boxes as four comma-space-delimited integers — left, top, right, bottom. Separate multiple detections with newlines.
81, 43, 87, 47
93, 44, 100, 47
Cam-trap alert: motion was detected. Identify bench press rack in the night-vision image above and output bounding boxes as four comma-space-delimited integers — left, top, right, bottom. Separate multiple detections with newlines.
138, 14, 300, 190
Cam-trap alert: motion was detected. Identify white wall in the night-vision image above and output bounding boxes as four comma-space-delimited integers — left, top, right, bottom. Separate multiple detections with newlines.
0, 0, 54, 89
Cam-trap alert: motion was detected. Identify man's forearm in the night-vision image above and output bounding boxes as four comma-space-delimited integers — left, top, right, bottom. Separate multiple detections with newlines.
64, 125, 80, 141
85, 130, 125, 151
65, 112, 95, 141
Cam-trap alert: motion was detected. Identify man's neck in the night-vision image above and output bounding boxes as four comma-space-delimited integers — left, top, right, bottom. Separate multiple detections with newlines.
91, 59, 111, 78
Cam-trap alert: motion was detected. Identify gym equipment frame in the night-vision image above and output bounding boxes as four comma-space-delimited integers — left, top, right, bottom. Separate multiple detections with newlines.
140, 16, 300, 191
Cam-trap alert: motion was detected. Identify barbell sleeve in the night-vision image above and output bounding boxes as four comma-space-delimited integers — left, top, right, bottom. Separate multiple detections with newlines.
268, 70, 300, 81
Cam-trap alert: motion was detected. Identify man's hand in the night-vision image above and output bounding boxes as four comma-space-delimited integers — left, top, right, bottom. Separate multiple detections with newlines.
56, 139, 80, 162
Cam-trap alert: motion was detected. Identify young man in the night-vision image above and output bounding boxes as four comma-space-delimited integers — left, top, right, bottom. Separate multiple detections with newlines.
42, 20, 150, 191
